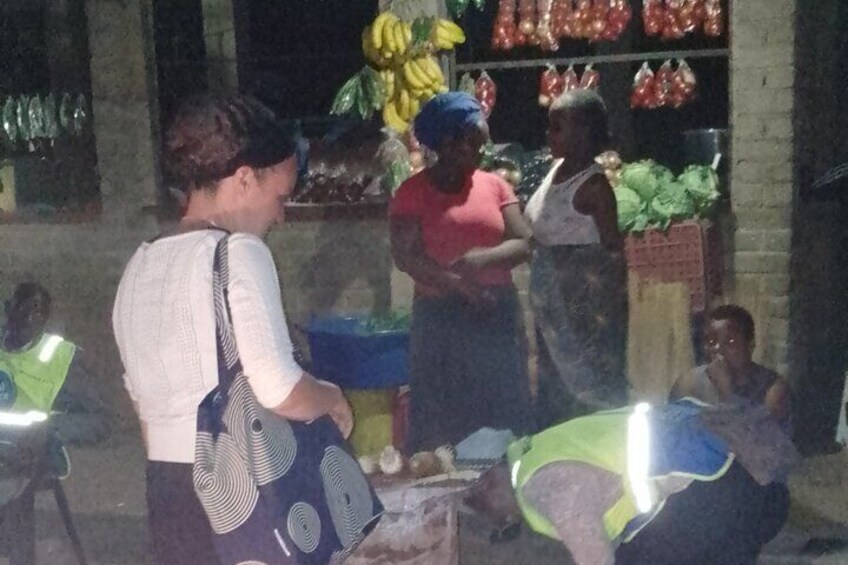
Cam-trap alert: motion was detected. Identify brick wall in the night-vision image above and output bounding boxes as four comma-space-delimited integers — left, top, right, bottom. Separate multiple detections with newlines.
729, 0, 797, 376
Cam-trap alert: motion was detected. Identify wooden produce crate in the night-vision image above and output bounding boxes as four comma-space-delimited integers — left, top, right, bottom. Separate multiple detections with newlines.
624, 220, 722, 313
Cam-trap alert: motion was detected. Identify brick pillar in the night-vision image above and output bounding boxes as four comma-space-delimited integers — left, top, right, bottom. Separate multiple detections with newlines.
86, 0, 161, 225
729, 0, 796, 375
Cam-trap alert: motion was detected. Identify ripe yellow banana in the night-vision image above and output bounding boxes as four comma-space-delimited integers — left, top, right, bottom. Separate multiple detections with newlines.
402, 60, 429, 90
421, 56, 444, 85
371, 12, 397, 51
408, 95, 420, 119
392, 20, 407, 56
382, 100, 408, 132
382, 21, 398, 53
402, 21, 413, 48
432, 35, 454, 51
398, 88, 411, 121
362, 26, 379, 63
437, 19, 466, 43
413, 57, 441, 87
381, 69, 396, 100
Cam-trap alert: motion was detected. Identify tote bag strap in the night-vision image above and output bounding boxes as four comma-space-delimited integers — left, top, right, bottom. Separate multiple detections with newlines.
212, 233, 244, 391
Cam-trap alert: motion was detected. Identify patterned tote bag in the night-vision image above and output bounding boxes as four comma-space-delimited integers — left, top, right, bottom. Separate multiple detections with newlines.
193, 234, 383, 564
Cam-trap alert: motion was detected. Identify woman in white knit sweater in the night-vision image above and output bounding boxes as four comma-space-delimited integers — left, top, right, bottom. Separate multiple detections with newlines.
113, 95, 352, 564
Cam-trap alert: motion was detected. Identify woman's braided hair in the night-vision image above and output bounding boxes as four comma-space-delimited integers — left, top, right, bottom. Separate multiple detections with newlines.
165, 94, 297, 191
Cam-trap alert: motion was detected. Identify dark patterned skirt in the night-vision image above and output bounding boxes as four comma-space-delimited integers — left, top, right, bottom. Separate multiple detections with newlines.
407, 286, 532, 453
531, 244, 629, 429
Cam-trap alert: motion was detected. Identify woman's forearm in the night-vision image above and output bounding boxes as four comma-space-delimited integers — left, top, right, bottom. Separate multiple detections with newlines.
394, 251, 464, 293
463, 239, 531, 270
270, 373, 344, 422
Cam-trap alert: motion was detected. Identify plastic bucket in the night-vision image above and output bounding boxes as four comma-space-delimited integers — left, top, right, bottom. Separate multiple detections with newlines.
307, 315, 409, 389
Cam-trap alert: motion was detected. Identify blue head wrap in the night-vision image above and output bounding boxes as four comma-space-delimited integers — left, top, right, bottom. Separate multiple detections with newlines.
414, 92, 484, 151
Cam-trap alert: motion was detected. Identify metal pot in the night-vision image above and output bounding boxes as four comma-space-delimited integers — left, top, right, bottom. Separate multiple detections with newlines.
682, 128, 728, 168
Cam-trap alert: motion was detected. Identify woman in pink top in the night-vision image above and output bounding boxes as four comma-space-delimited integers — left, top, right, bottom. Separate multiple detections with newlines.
389, 93, 532, 451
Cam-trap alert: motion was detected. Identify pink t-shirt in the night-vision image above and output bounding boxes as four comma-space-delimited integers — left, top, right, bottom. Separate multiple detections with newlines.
389, 169, 519, 296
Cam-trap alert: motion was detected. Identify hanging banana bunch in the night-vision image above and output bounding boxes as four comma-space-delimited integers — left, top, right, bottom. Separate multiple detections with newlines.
330, 10, 468, 133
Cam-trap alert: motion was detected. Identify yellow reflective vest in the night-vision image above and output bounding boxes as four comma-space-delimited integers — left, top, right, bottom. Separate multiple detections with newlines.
507, 407, 641, 543
0, 334, 76, 412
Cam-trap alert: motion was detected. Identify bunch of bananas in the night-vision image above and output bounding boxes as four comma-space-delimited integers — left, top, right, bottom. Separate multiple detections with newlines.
429, 18, 467, 51
359, 12, 466, 132
364, 12, 413, 67
379, 56, 450, 132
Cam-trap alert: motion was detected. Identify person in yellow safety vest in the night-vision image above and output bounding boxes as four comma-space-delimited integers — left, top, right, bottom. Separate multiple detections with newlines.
463, 400, 793, 565
0, 282, 108, 462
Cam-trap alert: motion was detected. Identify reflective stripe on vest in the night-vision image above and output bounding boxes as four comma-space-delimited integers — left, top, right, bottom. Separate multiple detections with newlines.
0, 334, 75, 412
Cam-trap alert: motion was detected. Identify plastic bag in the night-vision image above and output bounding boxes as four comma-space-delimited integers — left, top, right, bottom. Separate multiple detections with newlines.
580, 63, 601, 90
375, 129, 412, 196
670, 58, 697, 108
562, 64, 580, 92
630, 62, 656, 108
492, 0, 518, 49
475, 71, 497, 118
538, 64, 565, 107
653, 59, 675, 107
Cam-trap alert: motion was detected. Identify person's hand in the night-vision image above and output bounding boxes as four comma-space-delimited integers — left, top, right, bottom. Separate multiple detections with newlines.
446, 272, 497, 309
707, 354, 735, 399
328, 395, 354, 439
451, 248, 489, 277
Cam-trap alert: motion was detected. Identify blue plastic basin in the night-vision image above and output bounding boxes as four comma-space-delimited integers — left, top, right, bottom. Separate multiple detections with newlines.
307, 315, 409, 389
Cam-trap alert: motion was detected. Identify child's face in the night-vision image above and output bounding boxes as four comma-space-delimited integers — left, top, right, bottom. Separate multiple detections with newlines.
704, 318, 752, 375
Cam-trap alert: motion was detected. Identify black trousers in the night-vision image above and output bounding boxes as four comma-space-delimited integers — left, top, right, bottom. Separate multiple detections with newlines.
146, 461, 221, 565
615, 461, 789, 565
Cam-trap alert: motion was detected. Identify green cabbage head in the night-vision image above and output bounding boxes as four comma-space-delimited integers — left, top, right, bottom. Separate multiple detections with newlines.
614, 185, 644, 233
678, 165, 720, 216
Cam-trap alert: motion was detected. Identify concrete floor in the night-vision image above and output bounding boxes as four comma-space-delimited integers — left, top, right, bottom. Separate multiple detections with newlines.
2, 431, 846, 565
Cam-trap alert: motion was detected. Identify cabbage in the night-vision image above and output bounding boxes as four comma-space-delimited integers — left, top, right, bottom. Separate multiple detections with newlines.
619, 160, 673, 201
678, 165, 720, 216
613, 185, 644, 233
650, 179, 695, 230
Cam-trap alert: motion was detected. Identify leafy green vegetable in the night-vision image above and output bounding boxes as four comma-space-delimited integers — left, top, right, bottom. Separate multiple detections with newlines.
619, 160, 671, 201
650, 179, 695, 230
613, 185, 643, 233
613, 159, 721, 233
359, 311, 411, 334
679, 165, 720, 217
